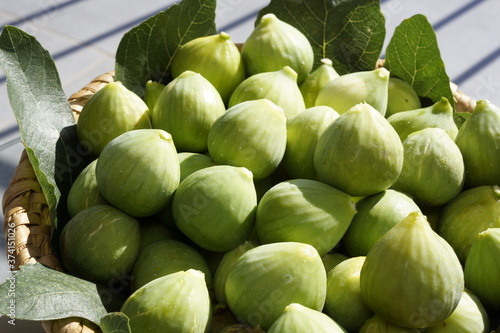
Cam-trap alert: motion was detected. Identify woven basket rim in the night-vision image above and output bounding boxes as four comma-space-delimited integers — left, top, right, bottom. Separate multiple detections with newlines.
1, 68, 476, 333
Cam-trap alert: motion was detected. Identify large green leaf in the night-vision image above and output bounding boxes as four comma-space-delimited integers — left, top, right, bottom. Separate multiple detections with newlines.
257, 0, 386, 74
115, 0, 217, 97
0, 26, 85, 230
0, 263, 108, 325
385, 14, 454, 108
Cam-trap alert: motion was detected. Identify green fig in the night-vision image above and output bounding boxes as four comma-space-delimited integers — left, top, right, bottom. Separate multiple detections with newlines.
387, 97, 458, 142
424, 289, 490, 333
267, 303, 347, 333
464, 228, 500, 310
343, 189, 421, 256
359, 314, 420, 333
392, 127, 465, 207
60, 205, 140, 285
96, 129, 180, 217
121, 269, 211, 333
177, 152, 217, 182
66, 159, 108, 218
76, 81, 151, 156
228, 66, 305, 119
171, 32, 245, 104
143, 80, 165, 113
152, 70, 226, 152
225, 242, 327, 330
437, 185, 500, 263
385, 77, 421, 117
255, 179, 357, 256
241, 13, 314, 84
131, 239, 213, 292
138, 218, 183, 251
324, 256, 374, 332
360, 211, 464, 328
455, 99, 500, 187
314, 102, 404, 197
299, 58, 340, 108
322, 253, 349, 273
172, 165, 257, 252
282, 106, 339, 180
315, 67, 390, 116
208, 99, 287, 180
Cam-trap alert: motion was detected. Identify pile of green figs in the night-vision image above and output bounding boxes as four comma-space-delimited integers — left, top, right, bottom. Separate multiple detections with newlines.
61, 13, 500, 333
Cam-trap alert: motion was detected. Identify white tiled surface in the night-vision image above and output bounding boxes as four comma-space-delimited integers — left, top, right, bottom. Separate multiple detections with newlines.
1, 0, 500, 332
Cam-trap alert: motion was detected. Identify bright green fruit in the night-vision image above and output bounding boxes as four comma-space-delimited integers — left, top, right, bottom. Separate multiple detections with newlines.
60, 205, 140, 285
267, 303, 346, 333
177, 152, 216, 182
172, 165, 257, 252
360, 212, 464, 328
299, 58, 340, 108
171, 32, 245, 104
255, 179, 356, 256
438, 185, 500, 263
228, 66, 305, 119
424, 289, 490, 333
393, 127, 465, 207
66, 159, 108, 218
225, 242, 327, 330
121, 269, 211, 333
96, 129, 180, 217
143, 80, 165, 113
324, 256, 373, 332
282, 106, 339, 180
455, 99, 500, 187
464, 228, 500, 310
77, 81, 151, 156
385, 77, 421, 117
314, 102, 404, 197
131, 239, 212, 292
241, 13, 314, 84
208, 99, 287, 180
387, 97, 458, 142
359, 314, 420, 333
315, 68, 390, 116
343, 189, 421, 256
152, 70, 226, 152
322, 253, 349, 273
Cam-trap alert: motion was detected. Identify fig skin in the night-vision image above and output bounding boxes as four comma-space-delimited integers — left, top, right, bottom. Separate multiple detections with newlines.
177, 152, 217, 183
359, 314, 420, 333
143, 80, 165, 113
299, 58, 340, 108
76, 81, 151, 156
241, 13, 314, 84
385, 77, 421, 117
360, 211, 464, 328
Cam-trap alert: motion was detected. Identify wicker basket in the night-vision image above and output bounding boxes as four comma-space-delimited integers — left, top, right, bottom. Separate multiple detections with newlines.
0, 70, 481, 333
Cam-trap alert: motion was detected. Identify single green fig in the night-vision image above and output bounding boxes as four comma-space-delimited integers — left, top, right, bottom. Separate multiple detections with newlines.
60, 205, 140, 285
359, 314, 420, 333
387, 97, 458, 142
138, 218, 183, 251
322, 252, 349, 273
464, 228, 500, 310
282, 106, 339, 180
76, 81, 151, 156
121, 269, 211, 333
152, 70, 226, 152
131, 239, 213, 292
324, 256, 373, 333
241, 13, 314, 84
255, 179, 357, 257
172, 165, 257, 252
299, 58, 340, 108
385, 77, 421, 117
392, 127, 465, 207
455, 99, 500, 188
424, 289, 490, 333
96, 129, 180, 217
171, 32, 245, 104
67, 159, 108, 218
208, 99, 287, 180
360, 211, 464, 328
228, 66, 305, 119
314, 102, 404, 197
267, 303, 347, 333
437, 185, 500, 263
315, 67, 390, 116
225, 242, 327, 330
143, 80, 165, 113
343, 189, 421, 256
177, 152, 217, 182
